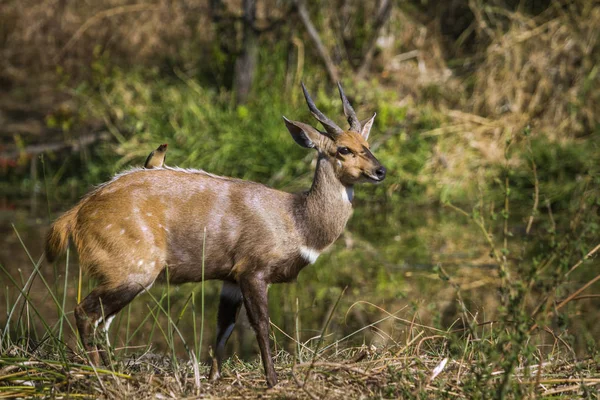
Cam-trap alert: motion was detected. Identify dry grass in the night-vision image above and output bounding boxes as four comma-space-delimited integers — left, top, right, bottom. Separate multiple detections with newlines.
381, 0, 599, 140
1, 0, 206, 78
0, 0, 289, 83
373, 0, 600, 200
1, 335, 599, 399
471, 2, 600, 139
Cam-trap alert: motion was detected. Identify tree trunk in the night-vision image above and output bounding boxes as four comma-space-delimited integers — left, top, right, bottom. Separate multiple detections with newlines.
233, 0, 258, 105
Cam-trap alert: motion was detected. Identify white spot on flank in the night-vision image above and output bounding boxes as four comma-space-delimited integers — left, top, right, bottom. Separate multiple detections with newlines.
158, 223, 169, 232
105, 224, 112, 230
120, 229, 125, 235
300, 246, 320, 264
137, 260, 144, 266
146, 212, 153, 217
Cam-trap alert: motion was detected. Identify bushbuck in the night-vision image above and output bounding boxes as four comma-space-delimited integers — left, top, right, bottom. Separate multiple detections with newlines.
45, 83, 386, 387
144, 143, 168, 169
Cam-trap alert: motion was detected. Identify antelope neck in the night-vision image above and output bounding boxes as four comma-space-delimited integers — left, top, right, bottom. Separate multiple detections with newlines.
295, 155, 354, 251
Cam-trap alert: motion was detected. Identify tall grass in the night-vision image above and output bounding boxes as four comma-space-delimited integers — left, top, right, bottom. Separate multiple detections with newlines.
2, 0, 600, 396
3, 128, 600, 398
0, 225, 208, 395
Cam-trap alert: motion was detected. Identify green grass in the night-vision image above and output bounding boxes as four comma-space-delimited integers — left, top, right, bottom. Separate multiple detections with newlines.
1, 260, 599, 399
3, 146, 600, 398
3, 53, 600, 399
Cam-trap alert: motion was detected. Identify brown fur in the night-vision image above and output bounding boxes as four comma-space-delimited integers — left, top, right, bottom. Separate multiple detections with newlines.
45, 84, 386, 387
46, 206, 80, 263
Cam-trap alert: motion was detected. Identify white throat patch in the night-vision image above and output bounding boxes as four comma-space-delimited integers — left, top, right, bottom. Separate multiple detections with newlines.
342, 186, 354, 203
300, 246, 320, 264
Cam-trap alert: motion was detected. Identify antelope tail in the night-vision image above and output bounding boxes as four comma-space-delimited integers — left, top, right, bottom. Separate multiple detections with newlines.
45, 206, 79, 262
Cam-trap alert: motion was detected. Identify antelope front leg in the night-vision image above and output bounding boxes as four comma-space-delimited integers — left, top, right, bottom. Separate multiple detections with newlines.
239, 274, 277, 387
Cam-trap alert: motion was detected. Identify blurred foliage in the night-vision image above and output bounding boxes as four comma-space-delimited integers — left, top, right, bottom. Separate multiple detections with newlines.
2, 1, 600, 396
1, 0, 598, 207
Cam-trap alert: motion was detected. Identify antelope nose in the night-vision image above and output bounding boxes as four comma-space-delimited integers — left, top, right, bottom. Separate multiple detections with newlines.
375, 166, 387, 180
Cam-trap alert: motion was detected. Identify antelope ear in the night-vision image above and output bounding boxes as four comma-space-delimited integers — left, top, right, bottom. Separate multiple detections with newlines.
283, 117, 324, 149
360, 112, 376, 140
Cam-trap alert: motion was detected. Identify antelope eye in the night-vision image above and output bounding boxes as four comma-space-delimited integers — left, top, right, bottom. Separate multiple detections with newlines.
338, 147, 351, 155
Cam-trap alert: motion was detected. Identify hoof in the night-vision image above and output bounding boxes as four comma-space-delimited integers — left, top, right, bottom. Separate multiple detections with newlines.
266, 375, 278, 388
209, 372, 220, 381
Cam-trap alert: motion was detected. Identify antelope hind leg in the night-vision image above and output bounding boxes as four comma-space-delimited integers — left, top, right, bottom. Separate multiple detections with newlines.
74, 283, 147, 365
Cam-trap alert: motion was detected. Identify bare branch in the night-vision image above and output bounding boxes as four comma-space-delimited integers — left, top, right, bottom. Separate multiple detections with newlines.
294, 0, 339, 84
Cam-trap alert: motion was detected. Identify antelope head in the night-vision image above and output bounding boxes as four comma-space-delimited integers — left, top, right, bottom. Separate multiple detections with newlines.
284, 83, 386, 186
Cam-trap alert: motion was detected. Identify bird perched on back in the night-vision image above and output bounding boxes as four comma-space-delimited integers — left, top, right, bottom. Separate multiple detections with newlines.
144, 144, 168, 169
